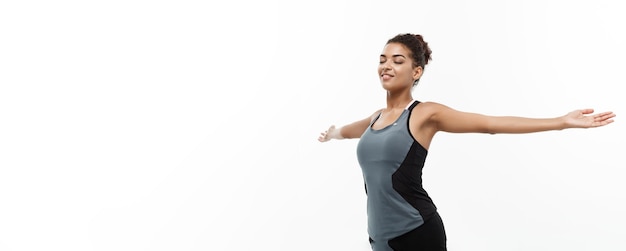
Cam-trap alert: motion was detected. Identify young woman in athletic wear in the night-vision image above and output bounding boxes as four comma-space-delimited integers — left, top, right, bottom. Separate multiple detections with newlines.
317, 33, 615, 251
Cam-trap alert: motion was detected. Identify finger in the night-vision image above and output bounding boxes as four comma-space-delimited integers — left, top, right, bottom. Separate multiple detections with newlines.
594, 112, 615, 122
597, 111, 615, 119
580, 108, 594, 115
593, 119, 614, 127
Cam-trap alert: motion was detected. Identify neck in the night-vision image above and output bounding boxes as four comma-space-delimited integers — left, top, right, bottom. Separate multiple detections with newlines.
385, 91, 413, 109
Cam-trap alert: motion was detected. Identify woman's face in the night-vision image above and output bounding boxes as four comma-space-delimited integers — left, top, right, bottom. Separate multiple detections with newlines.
378, 42, 422, 91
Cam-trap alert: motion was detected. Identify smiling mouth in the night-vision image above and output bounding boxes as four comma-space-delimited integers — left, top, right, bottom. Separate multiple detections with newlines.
381, 73, 393, 80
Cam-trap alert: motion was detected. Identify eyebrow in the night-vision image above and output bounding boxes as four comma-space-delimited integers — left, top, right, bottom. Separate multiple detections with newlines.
380, 54, 407, 59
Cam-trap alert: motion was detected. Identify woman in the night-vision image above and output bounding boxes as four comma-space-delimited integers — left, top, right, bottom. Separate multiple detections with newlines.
317, 33, 615, 251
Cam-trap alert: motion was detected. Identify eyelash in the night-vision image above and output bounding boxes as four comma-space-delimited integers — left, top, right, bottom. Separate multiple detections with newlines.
379, 60, 403, 64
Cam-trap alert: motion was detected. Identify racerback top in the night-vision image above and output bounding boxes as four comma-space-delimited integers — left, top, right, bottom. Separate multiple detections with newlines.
356, 100, 438, 250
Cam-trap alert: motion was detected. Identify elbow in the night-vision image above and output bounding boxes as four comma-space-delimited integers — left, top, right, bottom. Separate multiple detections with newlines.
484, 122, 498, 134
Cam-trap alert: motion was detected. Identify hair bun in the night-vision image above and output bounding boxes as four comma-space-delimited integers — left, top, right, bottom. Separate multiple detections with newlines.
413, 34, 432, 65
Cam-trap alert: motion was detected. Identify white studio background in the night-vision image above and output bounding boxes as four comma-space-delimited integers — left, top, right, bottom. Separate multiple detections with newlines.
0, 1, 624, 251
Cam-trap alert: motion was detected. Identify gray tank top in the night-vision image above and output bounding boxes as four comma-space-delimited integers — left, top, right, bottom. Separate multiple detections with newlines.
356, 100, 437, 250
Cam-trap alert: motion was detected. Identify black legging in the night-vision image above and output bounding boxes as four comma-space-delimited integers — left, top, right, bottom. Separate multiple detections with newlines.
370, 212, 447, 251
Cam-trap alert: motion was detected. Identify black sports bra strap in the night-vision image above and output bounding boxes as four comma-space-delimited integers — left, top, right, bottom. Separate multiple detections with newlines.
408, 100, 420, 111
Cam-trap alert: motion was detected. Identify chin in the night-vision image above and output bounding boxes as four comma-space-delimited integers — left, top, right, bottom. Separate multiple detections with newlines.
381, 82, 410, 92
380, 81, 396, 91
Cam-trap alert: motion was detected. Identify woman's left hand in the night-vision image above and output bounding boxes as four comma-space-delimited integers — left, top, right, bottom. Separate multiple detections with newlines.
564, 109, 616, 128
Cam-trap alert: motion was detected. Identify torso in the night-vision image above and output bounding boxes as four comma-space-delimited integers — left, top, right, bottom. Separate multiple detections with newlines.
357, 100, 439, 247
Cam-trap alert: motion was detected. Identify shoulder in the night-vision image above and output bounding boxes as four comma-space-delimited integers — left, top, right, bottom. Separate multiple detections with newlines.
413, 101, 450, 115
368, 108, 384, 121
417, 101, 448, 108
411, 101, 461, 124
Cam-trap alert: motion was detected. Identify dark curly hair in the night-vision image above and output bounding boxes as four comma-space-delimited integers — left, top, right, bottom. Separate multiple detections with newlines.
387, 33, 432, 86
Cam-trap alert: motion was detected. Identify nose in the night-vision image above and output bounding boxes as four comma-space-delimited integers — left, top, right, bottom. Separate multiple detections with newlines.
380, 61, 391, 71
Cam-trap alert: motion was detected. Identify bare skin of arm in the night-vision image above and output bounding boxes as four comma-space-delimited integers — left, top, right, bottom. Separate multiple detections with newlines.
407, 102, 616, 150
318, 109, 383, 142
428, 102, 615, 133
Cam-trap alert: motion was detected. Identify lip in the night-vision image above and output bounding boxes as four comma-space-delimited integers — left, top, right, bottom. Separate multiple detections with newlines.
381, 73, 394, 80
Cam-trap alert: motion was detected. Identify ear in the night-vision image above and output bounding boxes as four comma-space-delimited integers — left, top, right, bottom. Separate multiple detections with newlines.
413, 66, 423, 81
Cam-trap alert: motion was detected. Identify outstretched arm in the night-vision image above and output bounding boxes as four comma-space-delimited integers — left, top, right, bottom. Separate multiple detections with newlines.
429, 103, 615, 134
318, 109, 382, 142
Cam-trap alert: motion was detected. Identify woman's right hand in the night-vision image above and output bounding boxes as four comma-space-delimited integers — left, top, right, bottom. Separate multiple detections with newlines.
318, 125, 338, 142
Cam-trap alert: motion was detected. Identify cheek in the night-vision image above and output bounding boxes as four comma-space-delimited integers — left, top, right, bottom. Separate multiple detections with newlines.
402, 66, 415, 77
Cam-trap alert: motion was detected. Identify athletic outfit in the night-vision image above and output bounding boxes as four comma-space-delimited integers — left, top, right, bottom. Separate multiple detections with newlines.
356, 100, 447, 251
